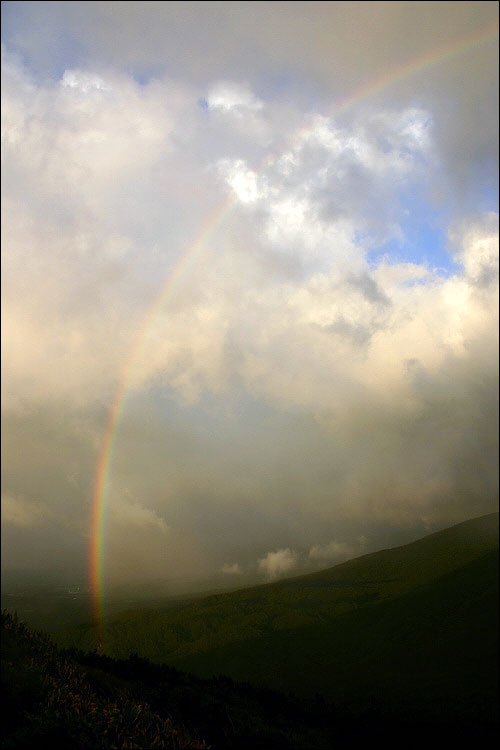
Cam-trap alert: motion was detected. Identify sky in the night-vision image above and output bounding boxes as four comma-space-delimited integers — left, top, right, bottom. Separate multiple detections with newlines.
1, 1, 499, 591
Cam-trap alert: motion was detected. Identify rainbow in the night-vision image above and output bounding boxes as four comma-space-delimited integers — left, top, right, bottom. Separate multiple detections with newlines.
88, 22, 498, 644
88, 196, 234, 644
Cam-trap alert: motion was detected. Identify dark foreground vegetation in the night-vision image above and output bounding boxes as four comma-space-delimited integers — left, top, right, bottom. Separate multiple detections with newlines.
2, 601, 498, 749
1, 611, 209, 749
1, 609, 389, 749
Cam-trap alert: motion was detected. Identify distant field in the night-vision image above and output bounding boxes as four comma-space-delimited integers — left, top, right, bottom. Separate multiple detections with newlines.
0, 579, 245, 635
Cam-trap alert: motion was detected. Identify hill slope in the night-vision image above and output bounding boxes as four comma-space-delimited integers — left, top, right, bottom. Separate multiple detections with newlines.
4, 513, 498, 744
1, 611, 208, 749
56, 513, 498, 729
173, 548, 499, 720
0, 610, 355, 749
60, 512, 498, 659
2, 604, 497, 748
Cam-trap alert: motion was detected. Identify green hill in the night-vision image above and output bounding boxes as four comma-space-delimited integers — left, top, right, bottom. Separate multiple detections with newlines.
3, 513, 498, 745
174, 548, 499, 719
60, 512, 498, 657
55, 512, 498, 730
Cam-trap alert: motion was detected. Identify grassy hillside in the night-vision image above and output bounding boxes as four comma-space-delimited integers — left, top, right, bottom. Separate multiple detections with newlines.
59, 512, 498, 661
173, 548, 499, 720
52, 513, 498, 732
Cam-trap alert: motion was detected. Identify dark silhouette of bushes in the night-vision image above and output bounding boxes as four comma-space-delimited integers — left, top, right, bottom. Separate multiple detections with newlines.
2, 610, 208, 749
2, 610, 331, 749
2, 608, 498, 748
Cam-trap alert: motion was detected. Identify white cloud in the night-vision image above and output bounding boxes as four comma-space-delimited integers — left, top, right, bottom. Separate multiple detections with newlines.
1, 42, 498, 583
217, 159, 266, 203
205, 81, 270, 143
61, 69, 111, 93
258, 548, 298, 579
450, 213, 499, 286
111, 499, 169, 534
1, 50, 196, 411
207, 81, 263, 113
221, 562, 242, 575
214, 106, 433, 271
0, 52, 456, 417
3, 54, 496, 431
309, 540, 358, 562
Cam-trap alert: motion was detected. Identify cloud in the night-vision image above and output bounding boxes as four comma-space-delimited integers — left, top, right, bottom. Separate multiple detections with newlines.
61, 69, 111, 93
258, 548, 298, 580
3, 48, 496, 419
309, 540, 359, 562
1, 7, 498, 587
1, 46, 201, 411
3, 2, 497, 203
1, 494, 44, 528
221, 562, 242, 575
0, 56, 337, 409
111, 500, 169, 535
450, 212, 499, 286
207, 81, 263, 113
216, 159, 266, 204
215, 107, 433, 265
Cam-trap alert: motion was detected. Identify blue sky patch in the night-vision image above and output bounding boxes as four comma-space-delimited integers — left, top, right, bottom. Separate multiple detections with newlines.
367, 189, 460, 275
